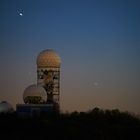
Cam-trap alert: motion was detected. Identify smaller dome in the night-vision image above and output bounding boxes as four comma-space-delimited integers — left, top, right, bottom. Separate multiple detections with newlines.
0, 101, 14, 113
37, 49, 61, 68
23, 84, 47, 104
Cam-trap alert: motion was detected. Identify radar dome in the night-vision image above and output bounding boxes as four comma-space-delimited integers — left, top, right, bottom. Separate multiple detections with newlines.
37, 49, 61, 68
0, 101, 14, 113
23, 84, 47, 104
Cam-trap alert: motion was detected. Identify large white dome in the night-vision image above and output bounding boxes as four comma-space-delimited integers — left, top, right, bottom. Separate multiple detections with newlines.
0, 101, 14, 113
23, 84, 47, 104
37, 49, 61, 68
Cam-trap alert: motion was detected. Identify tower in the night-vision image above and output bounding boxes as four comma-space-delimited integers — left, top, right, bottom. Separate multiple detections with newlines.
36, 49, 61, 110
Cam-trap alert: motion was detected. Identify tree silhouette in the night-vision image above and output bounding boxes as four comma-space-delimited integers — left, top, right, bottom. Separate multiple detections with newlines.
0, 107, 140, 139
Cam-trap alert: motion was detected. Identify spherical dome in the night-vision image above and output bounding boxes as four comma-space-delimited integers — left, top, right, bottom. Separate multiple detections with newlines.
0, 101, 14, 113
23, 84, 47, 104
37, 49, 61, 68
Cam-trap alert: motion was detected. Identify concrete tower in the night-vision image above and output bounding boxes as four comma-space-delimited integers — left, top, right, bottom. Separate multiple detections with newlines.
36, 49, 61, 110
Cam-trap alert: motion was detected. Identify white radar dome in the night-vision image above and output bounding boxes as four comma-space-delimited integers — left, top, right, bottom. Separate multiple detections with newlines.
37, 49, 61, 68
0, 101, 14, 113
23, 84, 47, 104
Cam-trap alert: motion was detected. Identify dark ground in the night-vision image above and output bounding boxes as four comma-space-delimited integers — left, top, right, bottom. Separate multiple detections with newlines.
0, 108, 140, 140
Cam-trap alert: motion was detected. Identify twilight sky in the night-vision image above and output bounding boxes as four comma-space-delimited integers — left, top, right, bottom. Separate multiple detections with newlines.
0, 0, 140, 114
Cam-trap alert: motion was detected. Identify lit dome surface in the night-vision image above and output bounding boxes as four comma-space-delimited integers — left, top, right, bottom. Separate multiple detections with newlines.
0, 101, 14, 113
37, 49, 61, 68
23, 84, 47, 104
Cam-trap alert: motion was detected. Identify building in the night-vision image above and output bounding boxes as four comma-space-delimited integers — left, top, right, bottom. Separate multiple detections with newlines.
16, 49, 61, 117
37, 49, 61, 109
0, 101, 14, 114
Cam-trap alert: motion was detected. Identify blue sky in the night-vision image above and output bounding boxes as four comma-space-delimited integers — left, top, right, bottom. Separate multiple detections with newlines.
0, 0, 140, 113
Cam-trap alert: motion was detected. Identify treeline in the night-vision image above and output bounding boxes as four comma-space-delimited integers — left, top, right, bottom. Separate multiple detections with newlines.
0, 108, 140, 140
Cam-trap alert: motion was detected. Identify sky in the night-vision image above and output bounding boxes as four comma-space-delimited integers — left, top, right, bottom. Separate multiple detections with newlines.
0, 0, 140, 114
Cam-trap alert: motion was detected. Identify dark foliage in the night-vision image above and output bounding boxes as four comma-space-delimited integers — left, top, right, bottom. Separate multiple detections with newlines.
0, 108, 140, 140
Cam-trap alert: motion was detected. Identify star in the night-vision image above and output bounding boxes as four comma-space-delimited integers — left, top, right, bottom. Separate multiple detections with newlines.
93, 82, 99, 87
19, 13, 23, 16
